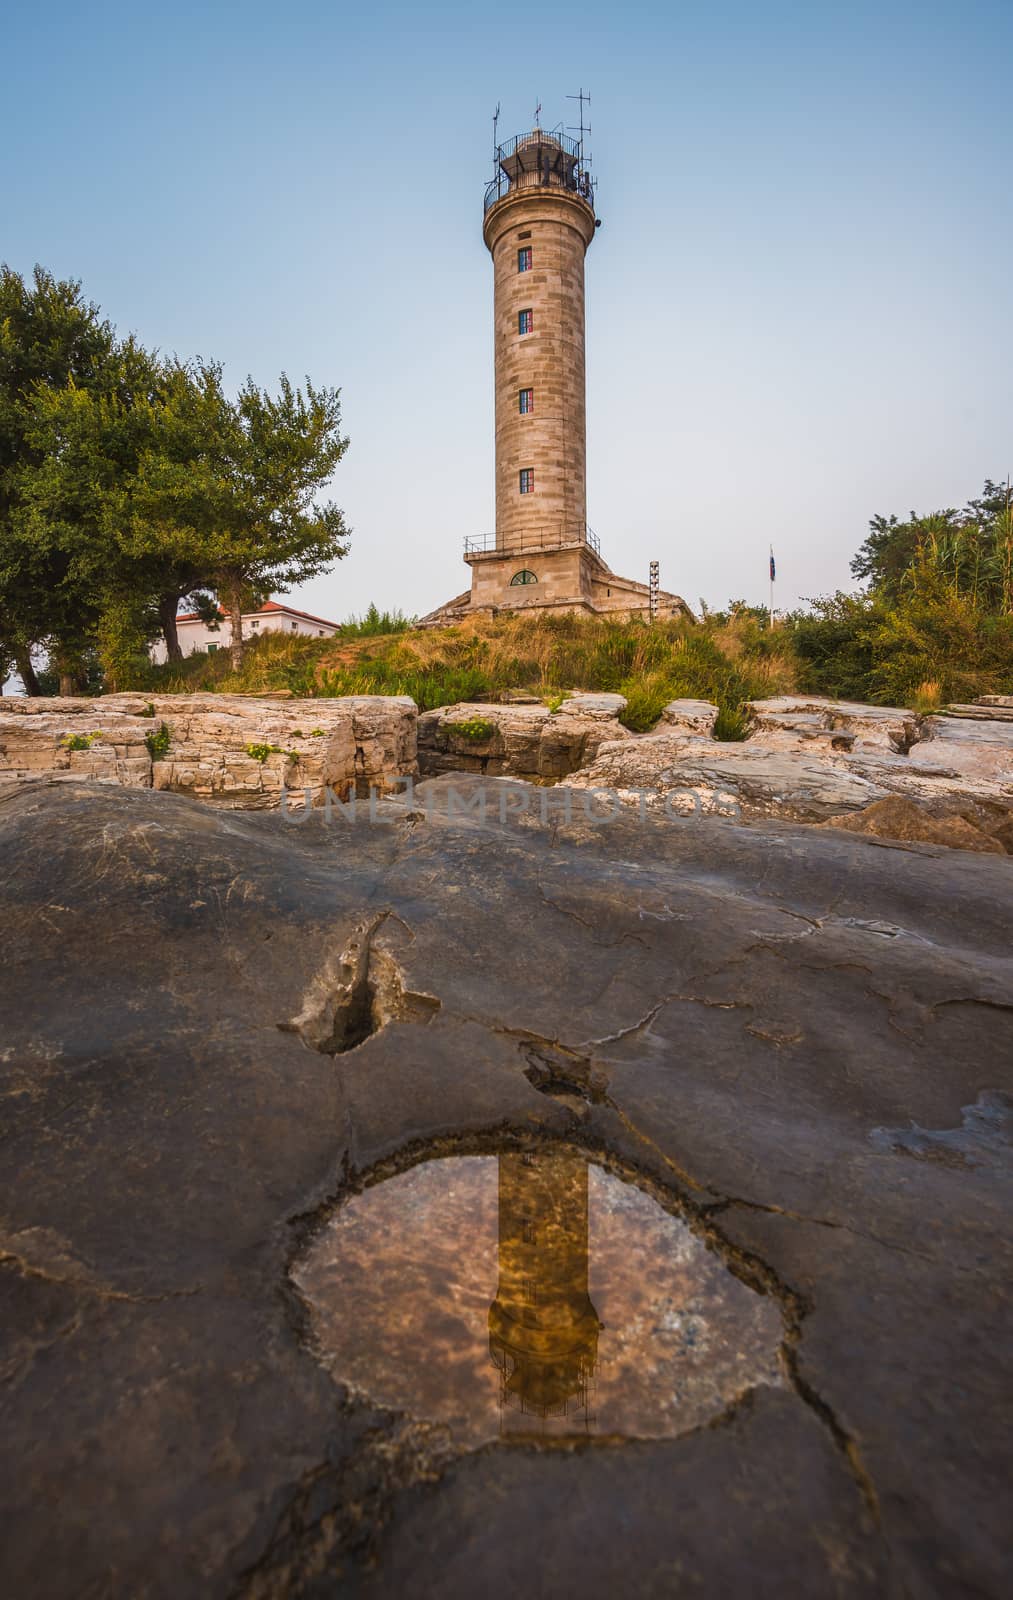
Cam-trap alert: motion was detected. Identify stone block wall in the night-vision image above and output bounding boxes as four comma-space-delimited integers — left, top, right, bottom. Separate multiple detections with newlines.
0, 694, 417, 809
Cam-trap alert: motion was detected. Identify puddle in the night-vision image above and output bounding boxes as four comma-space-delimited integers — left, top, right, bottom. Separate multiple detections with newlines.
294, 1149, 784, 1447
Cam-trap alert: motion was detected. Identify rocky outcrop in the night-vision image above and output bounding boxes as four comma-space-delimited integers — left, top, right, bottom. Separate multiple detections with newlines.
417, 693, 630, 782
745, 695, 921, 753
911, 712, 1013, 783
568, 694, 1013, 842
567, 734, 893, 821
659, 698, 720, 735
5, 688, 1012, 841
1, 778, 1012, 1598
820, 794, 1007, 853
0, 693, 416, 808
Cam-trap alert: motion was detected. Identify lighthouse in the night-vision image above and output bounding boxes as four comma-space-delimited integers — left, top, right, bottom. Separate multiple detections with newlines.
421, 105, 689, 626
488, 1148, 600, 1432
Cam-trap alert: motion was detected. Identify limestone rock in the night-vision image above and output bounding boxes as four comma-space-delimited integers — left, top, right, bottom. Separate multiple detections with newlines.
820, 795, 1006, 853
945, 698, 1013, 721
568, 732, 891, 820
659, 698, 719, 736
1, 779, 1012, 1598
911, 713, 1013, 784
745, 694, 920, 753
0, 693, 417, 808
568, 694, 1013, 829
417, 694, 630, 782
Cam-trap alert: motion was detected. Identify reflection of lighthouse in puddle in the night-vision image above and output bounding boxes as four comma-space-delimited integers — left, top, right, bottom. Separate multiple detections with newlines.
488, 1148, 601, 1436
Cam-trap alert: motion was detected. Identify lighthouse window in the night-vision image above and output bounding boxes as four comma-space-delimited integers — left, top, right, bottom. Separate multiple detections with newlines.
519, 388, 534, 414
519, 469, 534, 495
518, 308, 533, 335
510, 569, 538, 585
518, 247, 532, 272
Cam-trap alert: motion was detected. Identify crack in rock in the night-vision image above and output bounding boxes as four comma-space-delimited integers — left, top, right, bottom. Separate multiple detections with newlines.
278, 914, 440, 1055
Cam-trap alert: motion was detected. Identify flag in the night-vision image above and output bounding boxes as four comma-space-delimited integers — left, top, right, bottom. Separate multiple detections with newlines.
769, 548, 776, 582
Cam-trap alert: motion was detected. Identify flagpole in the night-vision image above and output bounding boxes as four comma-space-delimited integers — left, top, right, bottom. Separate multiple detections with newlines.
769, 546, 774, 629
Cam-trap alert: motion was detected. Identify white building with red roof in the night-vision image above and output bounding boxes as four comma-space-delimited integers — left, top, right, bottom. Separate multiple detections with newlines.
150, 600, 339, 663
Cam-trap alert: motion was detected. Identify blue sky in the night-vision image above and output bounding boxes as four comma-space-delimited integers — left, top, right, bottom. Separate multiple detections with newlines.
3, 0, 1010, 622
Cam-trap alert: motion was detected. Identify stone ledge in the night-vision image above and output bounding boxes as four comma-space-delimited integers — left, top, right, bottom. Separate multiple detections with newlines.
0, 694, 417, 809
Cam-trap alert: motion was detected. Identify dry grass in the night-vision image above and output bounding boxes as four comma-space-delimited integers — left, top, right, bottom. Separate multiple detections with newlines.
142, 610, 798, 735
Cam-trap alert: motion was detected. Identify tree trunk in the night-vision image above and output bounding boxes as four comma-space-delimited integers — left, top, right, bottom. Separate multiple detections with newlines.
228, 580, 245, 668
14, 645, 42, 696
59, 673, 76, 697
158, 594, 184, 663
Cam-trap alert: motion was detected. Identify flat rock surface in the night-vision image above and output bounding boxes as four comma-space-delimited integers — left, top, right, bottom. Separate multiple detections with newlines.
1, 776, 1012, 1598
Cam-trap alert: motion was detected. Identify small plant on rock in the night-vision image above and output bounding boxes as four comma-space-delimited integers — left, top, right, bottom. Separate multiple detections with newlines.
245, 742, 279, 764
912, 680, 943, 713
543, 693, 568, 714
144, 722, 171, 759
60, 731, 103, 751
449, 716, 497, 743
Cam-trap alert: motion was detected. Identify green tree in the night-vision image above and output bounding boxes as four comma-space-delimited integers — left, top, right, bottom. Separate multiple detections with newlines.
0, 264, 115, 691
850, 510, 960, 599
127, 362, 350, 667
851, 480, 1013, 610
13, 319, 352, 687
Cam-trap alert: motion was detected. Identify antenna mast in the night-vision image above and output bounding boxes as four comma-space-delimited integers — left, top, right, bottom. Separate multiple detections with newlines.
566, 87, 591, 165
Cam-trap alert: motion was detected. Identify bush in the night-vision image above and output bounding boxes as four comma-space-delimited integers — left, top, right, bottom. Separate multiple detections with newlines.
334, 603, 416, 637
618, 673, 672, 732
790, 585, 1013, 705
448, 716, 497, 742
144, 722, 171, 759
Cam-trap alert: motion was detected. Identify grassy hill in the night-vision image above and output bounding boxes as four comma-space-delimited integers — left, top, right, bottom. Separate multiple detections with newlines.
143, 609, 798, 739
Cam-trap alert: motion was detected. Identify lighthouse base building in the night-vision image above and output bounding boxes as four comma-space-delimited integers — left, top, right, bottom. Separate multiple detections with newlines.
424, 530, 690, 626
421, 121, 690, 628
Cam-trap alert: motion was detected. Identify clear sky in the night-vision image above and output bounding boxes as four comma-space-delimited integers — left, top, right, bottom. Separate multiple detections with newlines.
2, 0, 1010, 622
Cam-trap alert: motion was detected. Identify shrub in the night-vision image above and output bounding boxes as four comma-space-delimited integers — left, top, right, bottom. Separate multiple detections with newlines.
618, 674, 671, 732
245, 742, 278, 763
912, 680, 943, 712
144, 722, 171, 760
335, 603, 416, 637
448, 716, 497, 742
790, 585, 1013, 706
712, 703, 750, 741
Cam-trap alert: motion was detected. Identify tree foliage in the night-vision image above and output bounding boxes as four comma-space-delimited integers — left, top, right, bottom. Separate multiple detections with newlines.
851, 481, 1013, 609
796, 479, 1013, 705
0, 265, 115, 689
1, 264, 350, 690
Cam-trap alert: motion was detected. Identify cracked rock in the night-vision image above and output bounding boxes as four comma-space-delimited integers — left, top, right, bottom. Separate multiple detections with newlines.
1, 777, 1011, 1599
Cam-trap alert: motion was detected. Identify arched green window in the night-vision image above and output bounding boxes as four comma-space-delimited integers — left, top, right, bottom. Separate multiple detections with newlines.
510, 569, 538, 586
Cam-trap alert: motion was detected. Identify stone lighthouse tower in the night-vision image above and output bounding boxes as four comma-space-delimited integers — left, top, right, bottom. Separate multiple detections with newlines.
485, 129, 596, 564
422, 109, 688, 624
